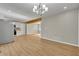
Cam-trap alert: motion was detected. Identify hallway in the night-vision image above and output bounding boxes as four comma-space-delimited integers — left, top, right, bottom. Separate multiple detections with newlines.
0, 35, 78, 56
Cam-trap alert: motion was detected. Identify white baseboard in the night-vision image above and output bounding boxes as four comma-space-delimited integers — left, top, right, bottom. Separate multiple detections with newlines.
42, 36, 79, 47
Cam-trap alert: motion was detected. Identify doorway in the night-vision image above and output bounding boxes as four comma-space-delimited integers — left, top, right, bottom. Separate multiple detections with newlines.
26, 18, 41, 37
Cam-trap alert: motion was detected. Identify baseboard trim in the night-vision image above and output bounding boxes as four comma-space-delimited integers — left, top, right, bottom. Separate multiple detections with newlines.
42, 36, 79, 47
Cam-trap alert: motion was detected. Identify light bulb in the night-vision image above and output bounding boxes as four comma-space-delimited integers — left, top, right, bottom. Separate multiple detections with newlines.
34, 5, 37, 9
42, 5, 46, 8
42, 11, 45, 14
33, 8, 35, 12
64, 7, 67, 10
45, 7, 48, 11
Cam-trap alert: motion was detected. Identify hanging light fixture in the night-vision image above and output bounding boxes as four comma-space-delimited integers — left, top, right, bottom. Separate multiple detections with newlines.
33, 3, 48, 16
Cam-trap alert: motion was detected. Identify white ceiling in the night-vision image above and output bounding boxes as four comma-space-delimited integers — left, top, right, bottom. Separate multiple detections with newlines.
0, 3, 79, 22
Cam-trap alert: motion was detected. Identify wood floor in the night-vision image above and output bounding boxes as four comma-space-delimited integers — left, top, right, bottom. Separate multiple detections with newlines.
0, 35, 79, 56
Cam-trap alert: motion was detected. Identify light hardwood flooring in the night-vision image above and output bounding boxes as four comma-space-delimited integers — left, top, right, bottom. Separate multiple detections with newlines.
0, 35, 79, 56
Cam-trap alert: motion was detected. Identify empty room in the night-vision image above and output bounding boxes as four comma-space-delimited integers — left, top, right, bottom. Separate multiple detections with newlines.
0, 3, 79, 56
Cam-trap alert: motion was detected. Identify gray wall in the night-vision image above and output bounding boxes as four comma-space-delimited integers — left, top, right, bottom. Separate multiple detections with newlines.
0, 21, 14, 44
41, 9, 78, 46
78, 10, 79, 46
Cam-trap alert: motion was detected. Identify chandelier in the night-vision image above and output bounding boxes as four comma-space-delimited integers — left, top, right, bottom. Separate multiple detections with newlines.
33, 3, 48, 16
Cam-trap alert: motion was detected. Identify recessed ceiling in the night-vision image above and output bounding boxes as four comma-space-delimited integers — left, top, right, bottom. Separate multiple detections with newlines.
0, 3, 79, 22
